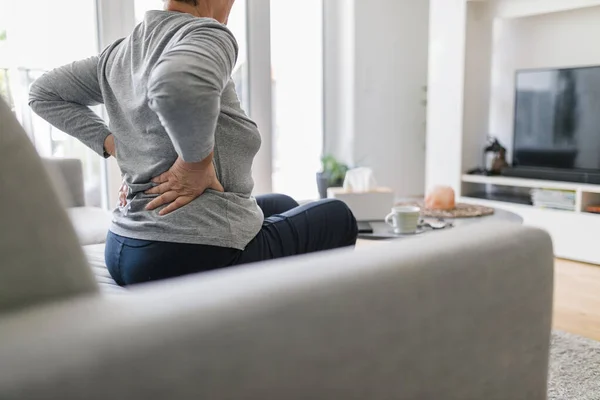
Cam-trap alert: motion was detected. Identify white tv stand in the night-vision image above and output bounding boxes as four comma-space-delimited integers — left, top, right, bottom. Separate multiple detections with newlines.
425, 0, 600, 265
461, 174, 600, 264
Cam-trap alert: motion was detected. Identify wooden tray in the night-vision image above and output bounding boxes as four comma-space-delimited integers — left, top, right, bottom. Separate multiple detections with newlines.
395, 201, 495, 219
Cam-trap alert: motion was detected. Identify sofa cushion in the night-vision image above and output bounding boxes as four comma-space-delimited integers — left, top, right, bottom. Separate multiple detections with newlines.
83, 244, 124, 293
68, 207, 112, 246
0, 98, 98, 313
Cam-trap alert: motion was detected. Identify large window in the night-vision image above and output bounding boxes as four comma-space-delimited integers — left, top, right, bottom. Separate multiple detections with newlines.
271, 0, 323, 200
0, 0, 104, 206
1, 0, 325, 203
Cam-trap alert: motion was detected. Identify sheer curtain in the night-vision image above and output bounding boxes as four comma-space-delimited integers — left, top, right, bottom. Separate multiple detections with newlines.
0, 0, 104, 207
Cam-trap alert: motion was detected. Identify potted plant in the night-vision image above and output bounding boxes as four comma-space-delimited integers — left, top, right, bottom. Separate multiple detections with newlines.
316, 155, 349, 199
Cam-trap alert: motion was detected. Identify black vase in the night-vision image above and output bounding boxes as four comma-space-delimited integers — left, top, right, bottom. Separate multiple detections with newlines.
316, 172, 330, 199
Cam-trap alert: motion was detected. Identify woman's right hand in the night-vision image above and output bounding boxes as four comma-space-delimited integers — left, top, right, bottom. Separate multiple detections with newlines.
144, 154, 224, 216
104, 134, 116, 157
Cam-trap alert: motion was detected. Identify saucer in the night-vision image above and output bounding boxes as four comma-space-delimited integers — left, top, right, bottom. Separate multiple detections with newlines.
389, 227, 427, 236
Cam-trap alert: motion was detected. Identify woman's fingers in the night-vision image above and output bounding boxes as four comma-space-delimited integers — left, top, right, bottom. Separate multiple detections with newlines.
118, 181, 128, 207
145, 182, 170, 195
159, 195, 193, 216
152, 171, 171, 184
145, 190, 178, 211
210, 179, 225, 193
119, 191, 127, 207
145, 155, 221, 215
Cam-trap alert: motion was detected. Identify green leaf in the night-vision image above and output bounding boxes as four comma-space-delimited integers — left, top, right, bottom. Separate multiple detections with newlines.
320, 154, 349, 186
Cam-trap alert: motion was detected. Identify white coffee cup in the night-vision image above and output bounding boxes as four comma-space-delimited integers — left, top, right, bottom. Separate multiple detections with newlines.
385, 206, 421, 234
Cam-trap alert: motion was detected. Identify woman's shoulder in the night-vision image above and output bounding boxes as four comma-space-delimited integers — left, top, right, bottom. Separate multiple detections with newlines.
139, 11, 230, 39
170, 17, 238, 56
177, 16, 235, 39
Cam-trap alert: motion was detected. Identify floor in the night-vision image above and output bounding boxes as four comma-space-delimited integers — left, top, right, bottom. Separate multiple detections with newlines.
356, 240, 600, 341
553, 259, 600, 342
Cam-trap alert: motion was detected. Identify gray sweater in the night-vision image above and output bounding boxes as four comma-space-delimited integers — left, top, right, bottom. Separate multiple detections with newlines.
29, 11, 264, 250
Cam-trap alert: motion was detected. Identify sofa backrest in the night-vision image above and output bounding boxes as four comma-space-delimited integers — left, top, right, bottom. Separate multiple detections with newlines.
6, 222, 552, 399
43, 158, 86, 208
133, 223, 552, 399
0, 98, 98, 314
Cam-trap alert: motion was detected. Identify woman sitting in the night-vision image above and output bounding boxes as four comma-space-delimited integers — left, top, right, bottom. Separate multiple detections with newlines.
29, 0, 358, 285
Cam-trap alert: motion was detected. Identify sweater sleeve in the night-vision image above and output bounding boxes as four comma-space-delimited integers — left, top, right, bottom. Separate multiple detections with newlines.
147, 21, 238, 163
28, 56, 111, 158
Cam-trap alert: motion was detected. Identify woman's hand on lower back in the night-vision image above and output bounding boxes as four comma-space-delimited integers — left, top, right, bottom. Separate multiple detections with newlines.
104, 134, 116, 157
118, 179, 128, 207
145, 154, 224, 216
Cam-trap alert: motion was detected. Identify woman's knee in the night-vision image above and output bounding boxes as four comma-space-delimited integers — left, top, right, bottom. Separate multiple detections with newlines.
257, 193, 300, 217
273, 193, 300, 210
320, 199, 358, 245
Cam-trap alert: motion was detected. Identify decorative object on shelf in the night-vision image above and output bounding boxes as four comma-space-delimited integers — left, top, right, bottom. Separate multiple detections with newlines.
422, 185, 494, 217
425, 186, 456, 210
585, 205, 600, 214
484, 137, 509, 175
397, 201, 495, 219
316, 154, 349, 199
531, 188, 576, 211
466, 167, 489, 175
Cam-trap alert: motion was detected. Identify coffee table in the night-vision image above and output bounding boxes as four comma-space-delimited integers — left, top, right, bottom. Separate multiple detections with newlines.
359, 207, 523, 240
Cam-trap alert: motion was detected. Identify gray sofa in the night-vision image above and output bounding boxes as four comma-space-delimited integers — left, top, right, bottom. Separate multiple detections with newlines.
42, 157, 118, 290
0, 98, 555, 399
43, 157, 112, 246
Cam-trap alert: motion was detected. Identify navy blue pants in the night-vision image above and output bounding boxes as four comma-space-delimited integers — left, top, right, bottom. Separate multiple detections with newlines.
105, 195, 358, 286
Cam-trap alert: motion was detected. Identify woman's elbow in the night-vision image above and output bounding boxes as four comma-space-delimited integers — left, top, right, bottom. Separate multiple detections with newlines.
28, 75, 54, 110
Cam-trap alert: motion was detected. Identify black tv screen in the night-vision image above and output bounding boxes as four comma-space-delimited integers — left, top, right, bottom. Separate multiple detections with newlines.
513, 66, 600, 171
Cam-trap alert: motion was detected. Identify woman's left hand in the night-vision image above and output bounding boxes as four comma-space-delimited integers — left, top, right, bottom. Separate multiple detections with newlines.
118, 180, 128, 207
145, 154, 224, 216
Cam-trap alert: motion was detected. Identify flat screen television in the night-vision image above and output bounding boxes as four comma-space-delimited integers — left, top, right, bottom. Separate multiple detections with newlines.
513, 66, 600, 172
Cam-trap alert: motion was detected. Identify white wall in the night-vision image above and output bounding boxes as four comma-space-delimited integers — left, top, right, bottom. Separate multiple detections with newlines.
425, 0, 467, 193
323, 0, 355, 167
493, 0, 600, 19
462, 2, 494, 174
324, 0, 429, 198
353, 0, 429, 198
488, 6, 600, 162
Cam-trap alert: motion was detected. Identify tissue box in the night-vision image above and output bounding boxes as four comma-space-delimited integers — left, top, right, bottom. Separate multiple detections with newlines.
327, 187, 394, 221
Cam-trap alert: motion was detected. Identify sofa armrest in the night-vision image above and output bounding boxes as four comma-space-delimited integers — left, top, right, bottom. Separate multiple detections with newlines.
0, 223, 553, 400
42, 158, 85, 207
